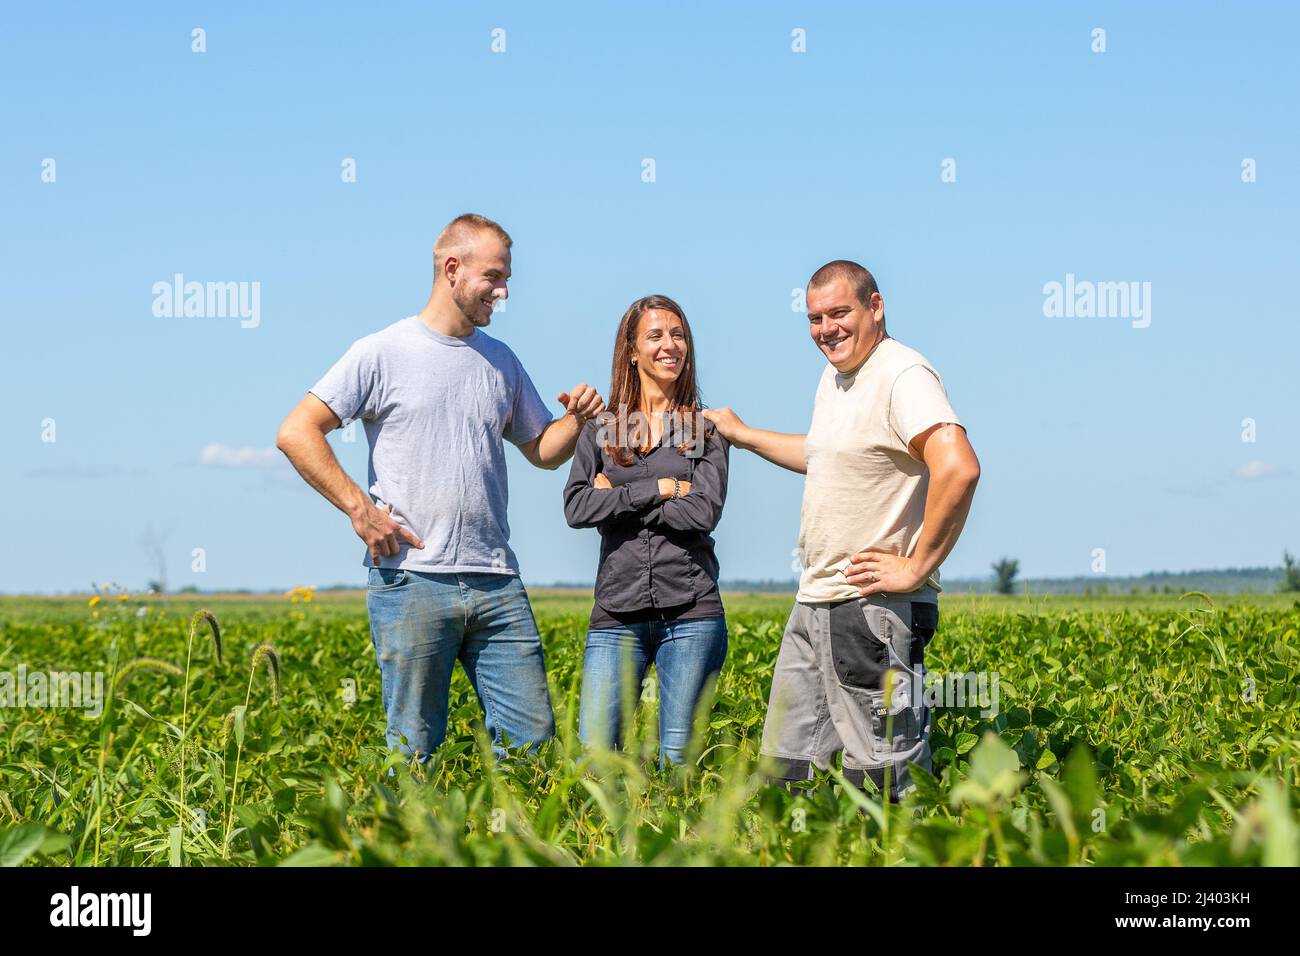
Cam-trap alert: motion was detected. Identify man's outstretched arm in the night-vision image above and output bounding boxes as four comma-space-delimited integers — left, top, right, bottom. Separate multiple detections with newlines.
517, 383, 605, 470
702, 407, 807, 474
275, 393, 424, 563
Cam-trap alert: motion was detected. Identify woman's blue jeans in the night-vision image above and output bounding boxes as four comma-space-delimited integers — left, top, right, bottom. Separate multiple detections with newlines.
578, 614, 727, 768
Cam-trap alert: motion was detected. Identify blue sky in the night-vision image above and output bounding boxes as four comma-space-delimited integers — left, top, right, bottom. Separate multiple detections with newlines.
3, 2, 1297, 593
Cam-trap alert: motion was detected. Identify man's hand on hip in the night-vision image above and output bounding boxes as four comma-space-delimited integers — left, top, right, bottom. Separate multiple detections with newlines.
352, 502, 424, 565
847, 548, 927, 597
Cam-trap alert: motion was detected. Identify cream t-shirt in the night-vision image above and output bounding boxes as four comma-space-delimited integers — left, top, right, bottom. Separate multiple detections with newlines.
796, 336, 963, 604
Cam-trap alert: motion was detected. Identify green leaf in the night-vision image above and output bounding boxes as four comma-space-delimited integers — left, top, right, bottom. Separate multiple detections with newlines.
1039, 776, 1077, 846
950, 732, 1025, 810
0, 824, 49, 867
279, 842, 341, 867
907, 762, 944, 806
1062, 745, 1099, 823
271, 786, 297, 815
955, 732, 979, 754
1006, 707, 1031, 729
39, 830, 71, 857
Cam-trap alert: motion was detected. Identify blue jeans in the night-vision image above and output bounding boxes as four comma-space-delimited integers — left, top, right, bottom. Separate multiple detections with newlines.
578, 615, 728, 767
366, 568, 555, 761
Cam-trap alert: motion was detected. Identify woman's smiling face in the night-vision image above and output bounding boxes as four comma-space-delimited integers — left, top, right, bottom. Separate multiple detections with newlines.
634, 308, 687, 388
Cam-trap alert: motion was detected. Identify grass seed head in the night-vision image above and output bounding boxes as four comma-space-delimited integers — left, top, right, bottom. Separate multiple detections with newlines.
249, 642, 282, 705
189, 609, 223, 666
113, 656, 184, 693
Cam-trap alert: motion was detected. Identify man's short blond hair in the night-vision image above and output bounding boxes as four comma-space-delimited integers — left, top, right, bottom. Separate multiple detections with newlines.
433, 213, 513, 282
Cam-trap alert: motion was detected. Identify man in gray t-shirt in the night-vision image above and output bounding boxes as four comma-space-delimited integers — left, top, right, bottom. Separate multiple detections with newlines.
276, 213, 605, 761
309, 315, 552, 576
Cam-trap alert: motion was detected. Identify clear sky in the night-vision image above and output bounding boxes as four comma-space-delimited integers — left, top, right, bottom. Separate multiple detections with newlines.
3, 2, 1297, 594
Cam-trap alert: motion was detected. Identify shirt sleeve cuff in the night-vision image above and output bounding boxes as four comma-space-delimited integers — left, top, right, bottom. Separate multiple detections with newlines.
307, 388, 349, 426
625, 476, 662, 509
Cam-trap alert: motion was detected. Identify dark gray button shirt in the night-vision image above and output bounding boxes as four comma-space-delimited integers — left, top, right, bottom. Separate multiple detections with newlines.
563, 418, 729, 616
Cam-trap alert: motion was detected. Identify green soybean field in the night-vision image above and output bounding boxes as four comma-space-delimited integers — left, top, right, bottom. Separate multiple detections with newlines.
1, 589, 1297, 866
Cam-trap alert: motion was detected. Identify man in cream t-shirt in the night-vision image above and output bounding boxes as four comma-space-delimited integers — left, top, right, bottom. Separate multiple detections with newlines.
704, 260, 980, 799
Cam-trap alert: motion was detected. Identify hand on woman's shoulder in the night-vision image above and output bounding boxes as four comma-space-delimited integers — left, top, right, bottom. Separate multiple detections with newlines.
701, 415, 729, 450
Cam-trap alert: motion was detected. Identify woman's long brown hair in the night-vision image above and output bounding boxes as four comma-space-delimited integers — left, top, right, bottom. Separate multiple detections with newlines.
603, 294, 703, 466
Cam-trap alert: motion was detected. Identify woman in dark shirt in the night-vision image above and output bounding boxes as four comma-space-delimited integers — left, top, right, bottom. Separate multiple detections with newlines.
563, 294, 728, 768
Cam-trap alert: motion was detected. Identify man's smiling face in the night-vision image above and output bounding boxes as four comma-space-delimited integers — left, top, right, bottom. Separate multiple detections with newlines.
451, 235, 511, 327
807, 274, 885, 374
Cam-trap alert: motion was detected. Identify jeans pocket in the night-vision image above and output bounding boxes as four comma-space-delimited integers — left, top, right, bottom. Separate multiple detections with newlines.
367, 567, 409, 591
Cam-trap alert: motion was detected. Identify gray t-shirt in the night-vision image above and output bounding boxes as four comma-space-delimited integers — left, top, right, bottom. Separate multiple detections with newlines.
309, 315, 553, 574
